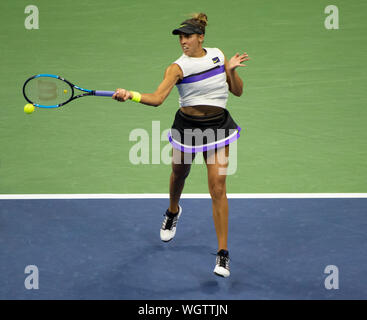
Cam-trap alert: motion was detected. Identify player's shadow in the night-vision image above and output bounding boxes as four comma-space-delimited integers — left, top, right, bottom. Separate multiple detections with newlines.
199, 280, 220, 294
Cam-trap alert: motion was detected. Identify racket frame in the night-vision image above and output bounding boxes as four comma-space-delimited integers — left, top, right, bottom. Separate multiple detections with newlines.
22, 74, 97, 108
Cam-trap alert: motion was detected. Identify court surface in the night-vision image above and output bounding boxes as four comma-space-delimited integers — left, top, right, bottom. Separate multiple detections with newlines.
1, 196, 366, 300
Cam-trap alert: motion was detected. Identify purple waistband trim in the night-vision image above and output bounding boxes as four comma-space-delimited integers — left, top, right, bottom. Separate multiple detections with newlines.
167, 126, 242, 153
178, 65, 225, 84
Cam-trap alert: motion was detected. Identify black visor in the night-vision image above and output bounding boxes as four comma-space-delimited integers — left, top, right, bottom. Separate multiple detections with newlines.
172, 23, 204, 35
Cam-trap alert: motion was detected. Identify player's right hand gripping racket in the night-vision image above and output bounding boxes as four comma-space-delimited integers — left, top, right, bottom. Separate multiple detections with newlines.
23, 74, 115, 108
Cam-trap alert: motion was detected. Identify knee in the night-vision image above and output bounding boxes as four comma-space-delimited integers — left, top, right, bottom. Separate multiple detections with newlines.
172, 166, 191, 181
209, 182, 226, 200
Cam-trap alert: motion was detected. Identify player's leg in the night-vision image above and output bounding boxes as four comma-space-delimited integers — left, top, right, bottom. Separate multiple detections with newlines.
160, 148, 196, 242
204, 145, 229, 250
169, 148, 195, 213
204, 145, 230, 277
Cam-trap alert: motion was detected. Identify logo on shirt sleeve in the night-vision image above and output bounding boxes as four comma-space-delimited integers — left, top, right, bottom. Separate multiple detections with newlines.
212, 57, 220, 64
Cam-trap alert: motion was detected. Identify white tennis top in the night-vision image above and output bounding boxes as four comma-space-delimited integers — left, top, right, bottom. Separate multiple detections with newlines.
173, 47, 229, 108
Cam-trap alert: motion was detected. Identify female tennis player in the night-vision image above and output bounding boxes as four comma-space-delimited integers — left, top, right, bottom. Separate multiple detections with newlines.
112, 13, 249, 278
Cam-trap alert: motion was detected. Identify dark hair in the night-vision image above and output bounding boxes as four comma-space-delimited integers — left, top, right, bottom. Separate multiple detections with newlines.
183, 13, 208, 34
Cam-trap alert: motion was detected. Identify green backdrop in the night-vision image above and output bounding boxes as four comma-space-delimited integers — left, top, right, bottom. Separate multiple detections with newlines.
0, 0, 366, 194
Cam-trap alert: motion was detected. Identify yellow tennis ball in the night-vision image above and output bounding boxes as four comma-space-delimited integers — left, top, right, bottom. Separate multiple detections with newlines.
24, 104, 35, 114
64, 89, 68, 94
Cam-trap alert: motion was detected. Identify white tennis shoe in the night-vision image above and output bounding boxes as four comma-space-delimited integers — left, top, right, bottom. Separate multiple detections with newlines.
160, 205, 182, 242
213, 249, 230, 278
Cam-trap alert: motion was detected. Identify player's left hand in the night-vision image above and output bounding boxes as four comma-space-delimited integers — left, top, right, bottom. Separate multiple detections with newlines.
227, 52, 250, 70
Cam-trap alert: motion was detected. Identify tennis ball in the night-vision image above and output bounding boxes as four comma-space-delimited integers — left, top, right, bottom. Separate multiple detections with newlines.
24, 104, 35, 114
64, 89, 67, 94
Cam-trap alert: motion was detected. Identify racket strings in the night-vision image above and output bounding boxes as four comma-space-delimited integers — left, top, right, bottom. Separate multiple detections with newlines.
24, 77, 73, 106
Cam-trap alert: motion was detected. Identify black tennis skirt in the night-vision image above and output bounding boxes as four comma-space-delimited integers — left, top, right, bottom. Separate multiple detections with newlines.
168, 108, 241, 153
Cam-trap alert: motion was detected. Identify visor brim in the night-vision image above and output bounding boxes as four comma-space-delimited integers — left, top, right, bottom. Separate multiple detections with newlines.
172, 27, 197, 35
172, 25, 204, 35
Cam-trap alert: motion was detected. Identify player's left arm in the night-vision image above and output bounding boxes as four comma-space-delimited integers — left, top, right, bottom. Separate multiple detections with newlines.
224, 52, 250, 97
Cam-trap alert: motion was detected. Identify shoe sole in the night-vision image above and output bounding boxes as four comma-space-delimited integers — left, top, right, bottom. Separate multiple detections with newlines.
214, 271, 230, 278
214, 272, 225, 277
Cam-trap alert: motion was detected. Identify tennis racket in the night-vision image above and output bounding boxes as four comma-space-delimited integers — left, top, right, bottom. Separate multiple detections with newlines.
22, 74, 115, 108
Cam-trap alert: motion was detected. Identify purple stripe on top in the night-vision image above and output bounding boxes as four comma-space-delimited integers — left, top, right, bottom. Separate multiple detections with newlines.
179, 65, 225, 84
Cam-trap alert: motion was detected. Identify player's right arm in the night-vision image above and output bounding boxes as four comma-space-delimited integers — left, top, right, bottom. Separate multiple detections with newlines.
112, 64, 183, 107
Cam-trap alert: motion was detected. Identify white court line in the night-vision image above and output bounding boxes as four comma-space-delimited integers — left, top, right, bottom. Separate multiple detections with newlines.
0, 193, 367, 200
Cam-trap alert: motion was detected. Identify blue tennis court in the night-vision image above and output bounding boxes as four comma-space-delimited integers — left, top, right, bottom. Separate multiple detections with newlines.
0, 197, 366, 299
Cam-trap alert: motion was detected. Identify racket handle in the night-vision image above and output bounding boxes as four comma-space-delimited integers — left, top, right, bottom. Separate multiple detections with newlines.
94, 90, 115, 97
